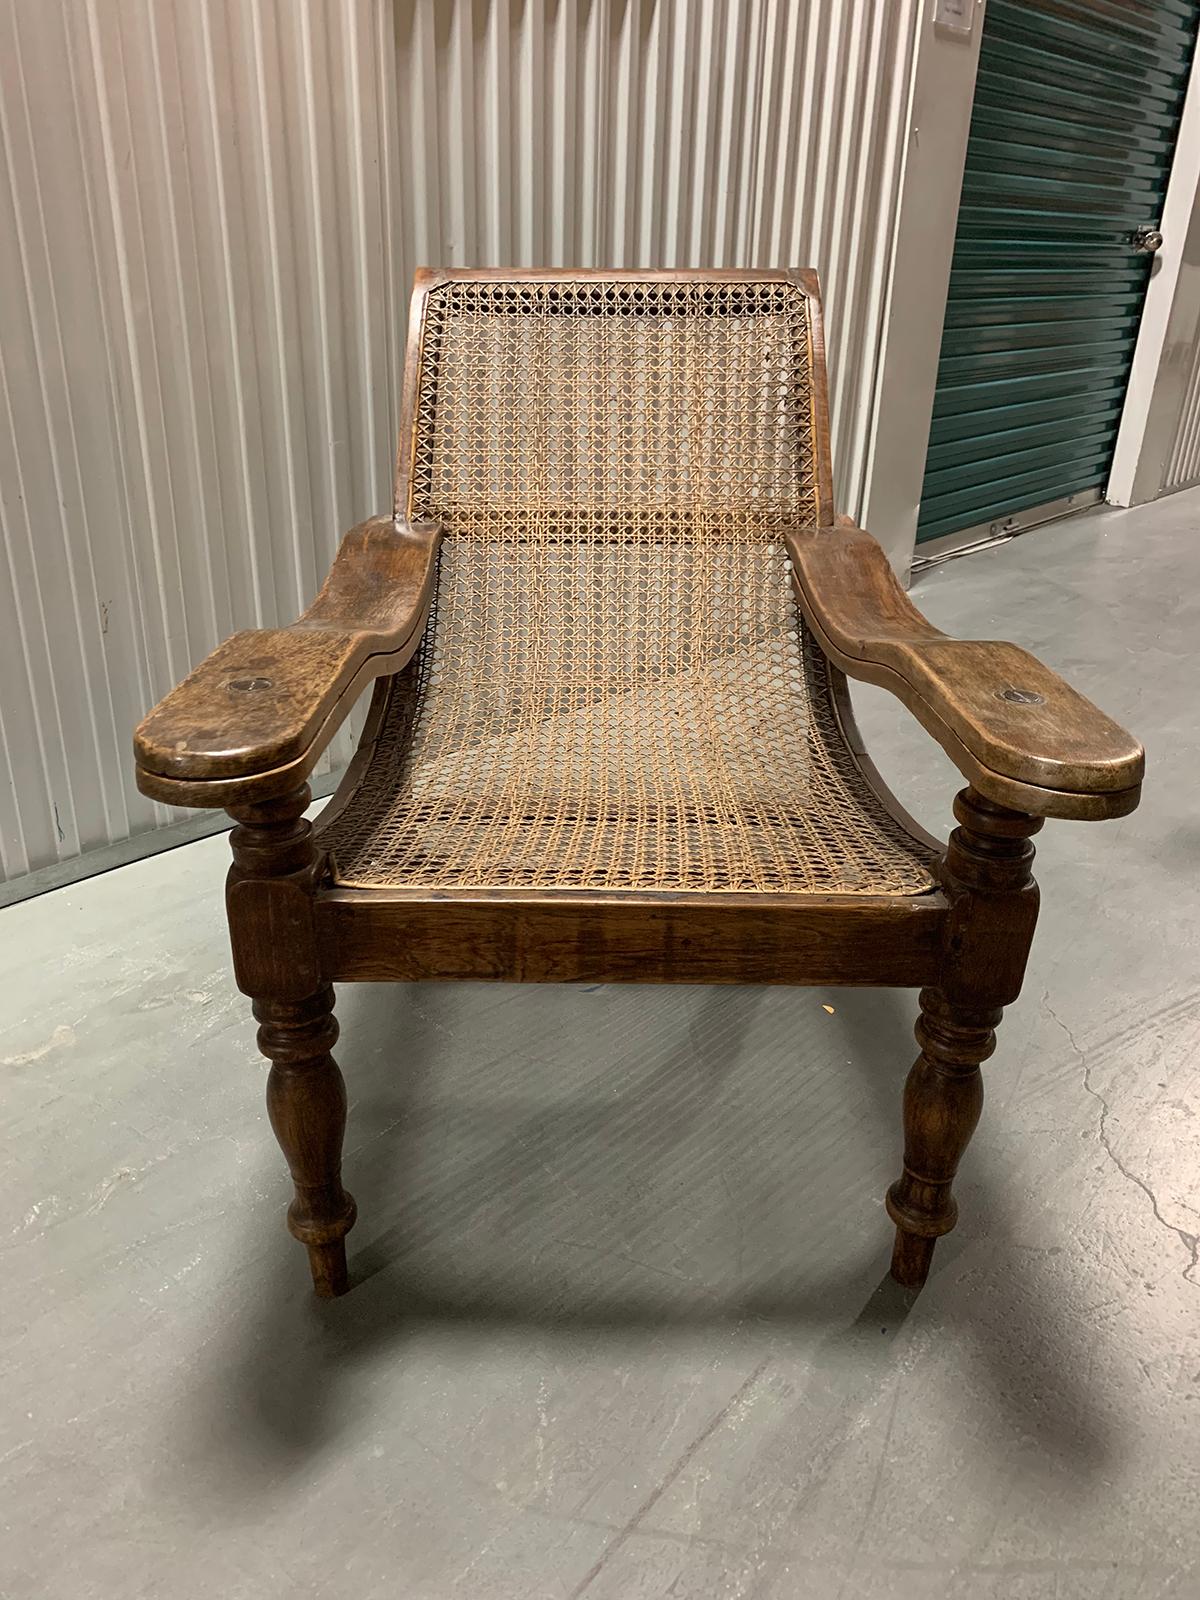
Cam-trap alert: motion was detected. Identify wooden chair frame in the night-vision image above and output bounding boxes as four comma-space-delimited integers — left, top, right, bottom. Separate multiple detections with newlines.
134, 270, 1143, 1299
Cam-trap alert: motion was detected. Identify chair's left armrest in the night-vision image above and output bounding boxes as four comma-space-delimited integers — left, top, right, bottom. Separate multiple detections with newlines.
786, 521, 1144, 820
134, 517, 441, 809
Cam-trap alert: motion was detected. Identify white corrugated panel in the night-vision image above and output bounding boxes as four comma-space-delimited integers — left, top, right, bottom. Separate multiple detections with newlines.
1, 0, 921, 884
0, 0, 401, 882
1161, 336, 1200, 491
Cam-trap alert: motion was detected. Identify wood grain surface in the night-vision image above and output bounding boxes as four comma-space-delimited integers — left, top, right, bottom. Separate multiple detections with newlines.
134, 516, 440, 798
787, 520, 1144, 817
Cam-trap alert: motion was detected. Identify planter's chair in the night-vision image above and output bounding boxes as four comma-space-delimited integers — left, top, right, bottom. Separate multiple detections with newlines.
134, 271, 1143, 1299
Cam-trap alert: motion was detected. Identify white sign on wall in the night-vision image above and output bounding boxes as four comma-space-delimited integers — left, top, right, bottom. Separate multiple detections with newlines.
933, 0, 976, 38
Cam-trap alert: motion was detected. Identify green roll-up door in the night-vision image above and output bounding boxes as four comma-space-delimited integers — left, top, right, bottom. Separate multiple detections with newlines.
918, 0, 1200, 546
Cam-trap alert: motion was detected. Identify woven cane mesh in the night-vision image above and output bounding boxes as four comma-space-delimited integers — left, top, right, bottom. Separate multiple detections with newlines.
324, 277, 933, 895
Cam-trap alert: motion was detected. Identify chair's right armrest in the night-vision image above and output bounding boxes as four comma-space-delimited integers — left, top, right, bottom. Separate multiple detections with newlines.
134, 517, 441, 809
786, 521, 1143, 820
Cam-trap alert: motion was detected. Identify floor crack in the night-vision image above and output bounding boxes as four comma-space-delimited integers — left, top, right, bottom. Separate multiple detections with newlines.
1045, 994, 1198, 1288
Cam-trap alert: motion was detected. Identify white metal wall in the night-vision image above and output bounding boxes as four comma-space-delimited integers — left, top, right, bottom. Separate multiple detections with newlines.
0, 0, 402, 882
1, 0, 924, 884
1161, 339, 1200, 491
1107, 32, 1200, 510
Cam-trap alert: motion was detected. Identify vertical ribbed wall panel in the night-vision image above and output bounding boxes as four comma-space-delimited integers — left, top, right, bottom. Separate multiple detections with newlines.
1162, 338, 1200, 490
393, 0, 921, 510
0, 0, 401, 881
1, 0, 921, 883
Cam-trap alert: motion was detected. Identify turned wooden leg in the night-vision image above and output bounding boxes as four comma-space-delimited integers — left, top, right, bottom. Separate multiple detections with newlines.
887, 990, 996, 1287
226, 784, 357, 1297
256, 986, 357, 1297
888, 786, 1042, 1290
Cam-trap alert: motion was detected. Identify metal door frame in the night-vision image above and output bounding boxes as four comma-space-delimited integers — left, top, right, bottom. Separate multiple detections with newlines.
1109, 42, 1200, 506
860, 5, 986, 582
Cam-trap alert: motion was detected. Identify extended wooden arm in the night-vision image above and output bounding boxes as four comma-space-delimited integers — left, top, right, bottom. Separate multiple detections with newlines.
134, 516, 441, 808
787, 521, 1143, 820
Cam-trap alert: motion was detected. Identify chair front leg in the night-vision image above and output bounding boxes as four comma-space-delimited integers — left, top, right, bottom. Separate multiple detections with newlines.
887, 787, 1042, 1289
226, 785, 356, 1297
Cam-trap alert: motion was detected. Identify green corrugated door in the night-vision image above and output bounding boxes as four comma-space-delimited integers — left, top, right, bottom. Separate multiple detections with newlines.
918, 0, 1199, 546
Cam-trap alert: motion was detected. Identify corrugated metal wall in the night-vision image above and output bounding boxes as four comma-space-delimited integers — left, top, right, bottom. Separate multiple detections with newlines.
0, 0, 402, 882
1161, 337, 1200, 489
0, 0, 921, 885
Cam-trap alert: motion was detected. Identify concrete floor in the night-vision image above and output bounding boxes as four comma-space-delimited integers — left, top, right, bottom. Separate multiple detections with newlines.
3, 492, 1199, 1600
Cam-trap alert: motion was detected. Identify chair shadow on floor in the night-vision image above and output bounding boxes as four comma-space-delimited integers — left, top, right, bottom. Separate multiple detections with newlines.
186, 977, 1115, 1501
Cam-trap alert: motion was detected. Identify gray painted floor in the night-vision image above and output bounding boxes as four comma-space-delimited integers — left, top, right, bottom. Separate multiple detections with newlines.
3, 494, 1199, 1600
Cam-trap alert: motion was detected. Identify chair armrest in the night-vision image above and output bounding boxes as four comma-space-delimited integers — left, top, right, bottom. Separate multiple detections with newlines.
785, 521, 1144, 820
134, 516, 441, 808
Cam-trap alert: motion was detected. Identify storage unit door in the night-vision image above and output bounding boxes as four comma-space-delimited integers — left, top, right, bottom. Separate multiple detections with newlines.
917, 0, 1199, 546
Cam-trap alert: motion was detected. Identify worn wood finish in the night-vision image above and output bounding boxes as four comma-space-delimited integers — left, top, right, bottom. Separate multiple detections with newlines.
788, 521, 1144, 817
133, 516, 441, 800
886, 787, 1042, 1287
314, 887, 947, 987
227, 784, 356, 1296
131, 268, 1144, 1300
403, 266, 825, 286
823, 656, 945, 857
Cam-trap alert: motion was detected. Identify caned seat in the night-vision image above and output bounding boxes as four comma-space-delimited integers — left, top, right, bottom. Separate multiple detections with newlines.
322, 277, 932, 896
134, 269, 1144, 1304
322, 627, 933, 895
